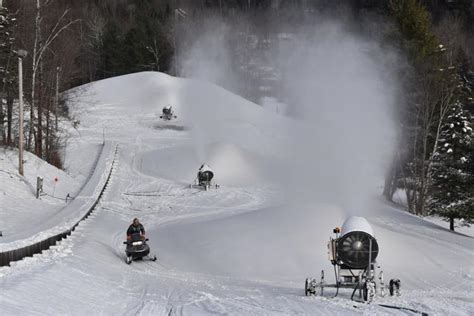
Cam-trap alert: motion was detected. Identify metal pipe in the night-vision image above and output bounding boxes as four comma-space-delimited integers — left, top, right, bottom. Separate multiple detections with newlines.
368, 238, 373, 279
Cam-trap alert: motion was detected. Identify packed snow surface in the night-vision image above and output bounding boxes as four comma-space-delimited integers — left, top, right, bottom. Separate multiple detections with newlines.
1, 72, 472, 315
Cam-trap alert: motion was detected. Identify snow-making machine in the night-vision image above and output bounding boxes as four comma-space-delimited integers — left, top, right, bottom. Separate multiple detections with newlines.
160, 105, 177, 121
190, 163, 219, 191
305, 216, 401, 302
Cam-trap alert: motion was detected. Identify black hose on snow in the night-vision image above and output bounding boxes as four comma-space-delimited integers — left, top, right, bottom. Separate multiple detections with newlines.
378, 304, 428, 316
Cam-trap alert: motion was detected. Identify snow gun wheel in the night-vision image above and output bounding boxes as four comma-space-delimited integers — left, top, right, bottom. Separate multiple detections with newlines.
151, 255, 157, 261
305, 278, 317, 296
320, 270, 325, 296
126, 256, 132, 265
389, 279, 401, 296
305, 278, 311, 296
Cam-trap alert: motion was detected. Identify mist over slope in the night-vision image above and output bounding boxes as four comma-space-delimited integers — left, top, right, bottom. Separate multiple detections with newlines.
181, 18, 398, 215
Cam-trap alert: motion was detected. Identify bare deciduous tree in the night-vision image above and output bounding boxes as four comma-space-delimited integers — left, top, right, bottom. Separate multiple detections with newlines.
28, 0, 79, 157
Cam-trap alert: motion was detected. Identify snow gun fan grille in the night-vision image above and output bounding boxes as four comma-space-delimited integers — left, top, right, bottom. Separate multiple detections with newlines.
198, 171, 214, 182
337, 231, 379, 270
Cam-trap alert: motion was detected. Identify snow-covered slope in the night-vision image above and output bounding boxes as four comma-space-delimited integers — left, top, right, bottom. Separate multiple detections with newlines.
0, 147, 80, 240
1, 72, 472, 315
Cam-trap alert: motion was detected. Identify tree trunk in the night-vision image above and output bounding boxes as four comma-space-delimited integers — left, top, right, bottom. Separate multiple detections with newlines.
0, 102, 4, 144
406, 189, 415, 213
45, 107, 50, 161
6, 93, 13, 145
29, 0, 41, 151
450, 217, 454, 231
36, 63, 43, 157
383, 160, 396, 202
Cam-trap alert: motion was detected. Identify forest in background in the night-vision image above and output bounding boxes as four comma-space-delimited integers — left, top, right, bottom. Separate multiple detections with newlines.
0, 0, 472, 230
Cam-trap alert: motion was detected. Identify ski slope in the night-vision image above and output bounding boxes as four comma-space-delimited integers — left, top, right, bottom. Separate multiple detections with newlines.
0, 72, 473, 315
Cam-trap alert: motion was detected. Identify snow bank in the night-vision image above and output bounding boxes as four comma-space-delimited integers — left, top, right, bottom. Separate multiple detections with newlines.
0, 142, 116, 252
0, 147, 80, 239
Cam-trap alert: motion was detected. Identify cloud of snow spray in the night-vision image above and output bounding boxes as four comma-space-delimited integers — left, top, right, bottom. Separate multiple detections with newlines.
179, 17, 241, 164
180, 14, 398, 216
278, 22, 398, 215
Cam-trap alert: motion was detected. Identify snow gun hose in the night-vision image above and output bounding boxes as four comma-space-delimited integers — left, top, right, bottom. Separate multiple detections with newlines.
378, 304, 428, 316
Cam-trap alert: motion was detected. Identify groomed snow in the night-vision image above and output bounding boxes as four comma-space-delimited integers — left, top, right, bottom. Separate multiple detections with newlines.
1, 72, 473, 315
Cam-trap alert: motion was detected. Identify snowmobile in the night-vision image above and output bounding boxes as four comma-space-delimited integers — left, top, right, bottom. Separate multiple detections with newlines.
190, 163, 219, 191
160, 105, 177, 121
123, 233, 157, 264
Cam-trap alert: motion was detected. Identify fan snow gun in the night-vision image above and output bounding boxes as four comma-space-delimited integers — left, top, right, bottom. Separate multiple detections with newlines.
160, 105, 177, 121
189, 164, 220, 191
305, 216, 401, 302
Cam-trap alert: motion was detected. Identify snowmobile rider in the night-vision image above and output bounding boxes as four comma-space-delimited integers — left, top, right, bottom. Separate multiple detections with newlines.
127, 218, 145, 241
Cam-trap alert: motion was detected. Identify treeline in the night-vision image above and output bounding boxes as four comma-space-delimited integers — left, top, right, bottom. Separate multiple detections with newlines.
79, 0, 174, 82
382, 1, 473, 230
0, 0, 174, 168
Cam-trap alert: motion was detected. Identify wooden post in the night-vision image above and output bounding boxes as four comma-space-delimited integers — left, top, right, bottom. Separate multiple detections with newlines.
36, 176, 43, 198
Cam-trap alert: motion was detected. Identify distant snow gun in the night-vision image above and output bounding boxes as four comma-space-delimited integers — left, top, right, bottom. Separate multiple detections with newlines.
305, 216, 401, 303
160, 105, 177, 121
190, 163, 219, 191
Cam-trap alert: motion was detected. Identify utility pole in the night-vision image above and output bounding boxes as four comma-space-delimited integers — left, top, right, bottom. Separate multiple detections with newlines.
55, 66, 60, 131
17, 49, 28, 176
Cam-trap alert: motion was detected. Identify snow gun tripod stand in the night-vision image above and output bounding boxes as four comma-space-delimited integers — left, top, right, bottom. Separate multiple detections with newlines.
305, 217, 402, 303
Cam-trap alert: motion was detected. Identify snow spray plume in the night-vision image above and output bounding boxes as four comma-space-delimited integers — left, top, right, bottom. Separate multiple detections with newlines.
278, 21, 398, 214
179, 10, 398, 214
179, 15, 250, 164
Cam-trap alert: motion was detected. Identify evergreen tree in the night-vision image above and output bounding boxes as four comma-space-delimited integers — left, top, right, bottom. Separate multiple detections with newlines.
0, 4, 17, 145
97, 0, 173, 79
430, 53, 474, 231
0, 3, 16, 91
387, 0, 446, 215
390, 0, 438, 63
125, 0, 172, 72
99, 21, 124, 78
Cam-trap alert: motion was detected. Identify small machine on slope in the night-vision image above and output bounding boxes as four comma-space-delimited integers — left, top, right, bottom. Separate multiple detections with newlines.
305, 216, 401, 302
123, 233, 157, 264
190, 164, 219, 191
160, 105, 177, 121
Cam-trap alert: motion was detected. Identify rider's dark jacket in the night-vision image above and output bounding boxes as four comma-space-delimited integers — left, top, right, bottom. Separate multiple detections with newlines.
127, 223, 145, 236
